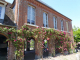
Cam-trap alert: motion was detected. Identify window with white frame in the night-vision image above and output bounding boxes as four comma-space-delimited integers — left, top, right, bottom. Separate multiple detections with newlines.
43, 12, 48, 27
27, 5, 35, 25
0, 6, 2, 18
53, 16, 57, 29
66, 22, 69, 32
61, 20, 64, 31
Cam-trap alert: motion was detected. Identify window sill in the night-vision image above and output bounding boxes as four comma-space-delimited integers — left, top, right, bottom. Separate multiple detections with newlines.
54, 29, 58, 30
62, 30, 70, 33
67, 32, 70, 33
0, 23, 2, 25
42, 27, 50, 29
61, 30, 64, 31
24, 23, 39, 27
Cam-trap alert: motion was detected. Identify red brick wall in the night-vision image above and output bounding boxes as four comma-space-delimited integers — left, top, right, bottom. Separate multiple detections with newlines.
15, 0, 74, 41
8, 41, 15, 60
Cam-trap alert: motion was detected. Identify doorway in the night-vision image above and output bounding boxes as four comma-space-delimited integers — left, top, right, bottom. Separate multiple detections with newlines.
24, 38, 35, 60
43, 40, 49, 58
0, 34, 8, 60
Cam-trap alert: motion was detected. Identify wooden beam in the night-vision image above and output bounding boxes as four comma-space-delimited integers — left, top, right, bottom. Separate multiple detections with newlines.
0, 2, 4, 5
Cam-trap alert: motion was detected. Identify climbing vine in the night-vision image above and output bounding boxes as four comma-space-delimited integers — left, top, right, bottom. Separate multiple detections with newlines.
0, 25, 75, 60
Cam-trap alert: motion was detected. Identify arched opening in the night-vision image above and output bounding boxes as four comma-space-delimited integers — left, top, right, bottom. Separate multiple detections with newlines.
55, 38, 61, 54
43, 40, 49, 58
27, 39, 35, 51
0, 34, 8, 60
24, 37, 35, 60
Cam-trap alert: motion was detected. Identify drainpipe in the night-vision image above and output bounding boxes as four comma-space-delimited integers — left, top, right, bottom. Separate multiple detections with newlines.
17, 0, 20, 27
15, 0, 20, 59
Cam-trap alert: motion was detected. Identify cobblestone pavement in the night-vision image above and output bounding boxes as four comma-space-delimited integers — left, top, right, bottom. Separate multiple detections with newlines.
37, 52, 80, 60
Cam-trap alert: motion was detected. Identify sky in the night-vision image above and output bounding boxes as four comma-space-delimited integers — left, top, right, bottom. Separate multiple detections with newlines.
5, 0, 80, 28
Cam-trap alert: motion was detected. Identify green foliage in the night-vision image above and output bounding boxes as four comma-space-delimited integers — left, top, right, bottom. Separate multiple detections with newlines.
0, 24, 72, 60
73, 26, 80, 43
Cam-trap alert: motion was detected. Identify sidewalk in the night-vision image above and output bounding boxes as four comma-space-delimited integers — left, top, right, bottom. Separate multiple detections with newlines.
37, 52, 80, 60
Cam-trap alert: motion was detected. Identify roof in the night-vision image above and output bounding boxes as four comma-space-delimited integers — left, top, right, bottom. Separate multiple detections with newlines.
11, 0, 72, 21
36, 0, 72, 21
0, 0, 8, 5
11, 0, 15, 8
3, 3, 15, 26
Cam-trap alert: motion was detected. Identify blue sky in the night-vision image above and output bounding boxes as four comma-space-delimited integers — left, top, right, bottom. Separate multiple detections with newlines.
5, 0, 80, 28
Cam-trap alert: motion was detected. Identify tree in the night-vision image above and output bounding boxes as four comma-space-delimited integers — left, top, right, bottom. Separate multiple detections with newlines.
73, 26, 80, 43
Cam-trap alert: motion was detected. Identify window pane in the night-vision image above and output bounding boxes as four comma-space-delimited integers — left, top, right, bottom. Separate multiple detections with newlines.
53, 17, 56, 29
55, 19, 57, 29
27, 6, 35, 25
61, 20, 63, 30
66, 22, 68, 32
27, 19, 30, 24
27, 6, 30, 20
31, 7, 35, 24
0, 14, 1, 17
46, 14, 48, 27
43, 13, 46, 26
31, 20, 35, 25
0, 6, 2, 18
43, 12, 48, 27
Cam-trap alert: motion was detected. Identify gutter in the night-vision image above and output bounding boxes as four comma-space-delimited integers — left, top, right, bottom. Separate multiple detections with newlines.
0, 24, 16, 28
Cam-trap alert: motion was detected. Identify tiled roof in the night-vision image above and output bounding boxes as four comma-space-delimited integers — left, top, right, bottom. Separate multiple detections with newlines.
3, 3, 15, 26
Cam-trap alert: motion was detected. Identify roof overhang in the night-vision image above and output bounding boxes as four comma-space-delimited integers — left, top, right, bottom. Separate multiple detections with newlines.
11, 0, 15, 8
0, 1, 8, 6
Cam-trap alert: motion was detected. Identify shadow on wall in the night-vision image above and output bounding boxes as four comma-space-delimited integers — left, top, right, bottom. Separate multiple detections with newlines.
3, 14, 15, 26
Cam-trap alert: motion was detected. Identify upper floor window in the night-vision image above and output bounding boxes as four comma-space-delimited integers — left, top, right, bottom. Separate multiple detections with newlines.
43, 12, 48, 27
53, 16, 57, 29
66, 21, 69, 32
0, 6, 2, 18
61, 20, 64, 31
27, 5, 35, 25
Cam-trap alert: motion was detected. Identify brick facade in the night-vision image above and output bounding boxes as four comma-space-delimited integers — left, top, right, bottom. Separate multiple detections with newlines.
8, 0, 74, 59
0, 1, 16, 60
0, 0, 74, 60
14, 0, 73, 41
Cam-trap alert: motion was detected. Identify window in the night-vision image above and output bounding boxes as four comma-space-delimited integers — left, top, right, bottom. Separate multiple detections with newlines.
27, 5, 35, 25
53, 16, 57, 29
66, 22, 69, 32
43, 12, 48, 27
0, 6, 2, 18
61, 20, 64, 31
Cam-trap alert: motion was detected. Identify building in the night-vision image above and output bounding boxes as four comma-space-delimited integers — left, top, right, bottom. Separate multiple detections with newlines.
12, 0, 73, 39
11, 0, 74, 59
0, 0, 16, 60
0, 0, 74, 60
